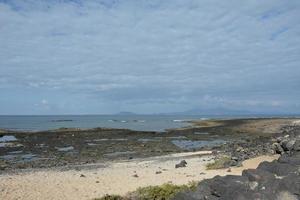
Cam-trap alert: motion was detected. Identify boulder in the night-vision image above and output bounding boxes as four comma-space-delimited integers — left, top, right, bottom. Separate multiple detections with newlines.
175, 160, 187, 168
293, 139, 300, 151
231, 156, 239, 161
248, 181, 258, 190
272, 143, 284, 154
229, 160, 238, 167
242, 169, 275, 182
257, 161, 298, 176
281, 139, 296, 151
276, 137, 283, 143
278, 151, 300, 166
236, 147, 244, 152
278, 174, 300, 196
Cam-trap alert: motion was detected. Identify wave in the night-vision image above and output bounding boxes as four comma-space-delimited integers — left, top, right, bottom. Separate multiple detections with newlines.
108, 119, 146, 123
173, 119, 185, 122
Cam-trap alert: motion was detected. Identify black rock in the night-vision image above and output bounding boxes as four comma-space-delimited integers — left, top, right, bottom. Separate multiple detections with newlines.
281, 139, 295, 151
242, 169, 275, 182
277, 151, 300, 165
293, 139, 300, 151
229, 160, 238, 167
173, 129, 300, 200
175, 160, 187, 168
278, 174, 300, 196
258, 161, 298, 176
272, 142, 284, 154
132, 174, 139, 178
231, 156, 238, 161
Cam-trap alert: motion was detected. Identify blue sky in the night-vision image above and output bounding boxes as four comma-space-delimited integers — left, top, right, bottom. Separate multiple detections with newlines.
0, 0, 300, 115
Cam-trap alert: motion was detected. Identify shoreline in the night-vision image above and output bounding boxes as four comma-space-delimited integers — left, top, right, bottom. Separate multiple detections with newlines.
0, 151, 279, 200
1, 116, 299, 134
0, 151, 213, 175
1, 118, 299, 199
0, 118, 297, 171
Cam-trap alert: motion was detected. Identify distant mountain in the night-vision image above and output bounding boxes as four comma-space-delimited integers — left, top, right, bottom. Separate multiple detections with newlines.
161, 107, 257, 116
164, 107, 300, 116
116, 111, 138, 115
182, 107, 254, 115
116, 108, 300, 116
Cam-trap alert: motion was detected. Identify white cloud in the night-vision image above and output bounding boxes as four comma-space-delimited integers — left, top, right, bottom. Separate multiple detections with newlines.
0, 0, 300, 114
41, 99, 48, 105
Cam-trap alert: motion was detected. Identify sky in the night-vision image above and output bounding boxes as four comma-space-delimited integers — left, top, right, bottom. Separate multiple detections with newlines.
0, 0, 300, 115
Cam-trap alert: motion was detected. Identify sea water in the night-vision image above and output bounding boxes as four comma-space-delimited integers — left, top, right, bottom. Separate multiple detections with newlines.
0, 115, 213, 132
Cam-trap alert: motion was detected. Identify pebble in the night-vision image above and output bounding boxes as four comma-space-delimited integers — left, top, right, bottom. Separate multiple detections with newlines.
132, 174, 139, 178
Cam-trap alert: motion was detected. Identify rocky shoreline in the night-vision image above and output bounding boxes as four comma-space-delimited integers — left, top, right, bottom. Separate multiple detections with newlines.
174, 124, 300, 200
1, 119, 299, 200
0, 118, 297, 172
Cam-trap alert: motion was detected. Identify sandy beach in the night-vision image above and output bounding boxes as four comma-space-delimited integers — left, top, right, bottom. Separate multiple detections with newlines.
1, 0, 299, 198
0, 151, 279, 200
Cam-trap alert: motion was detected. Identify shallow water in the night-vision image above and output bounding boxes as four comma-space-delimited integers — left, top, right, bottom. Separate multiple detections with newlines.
194, 132, 209, 135
0, 142, 23, 148
0, 153, 37, 161
138, 138, 161, 142
9, 150, 23, 154
91, 138, 128, 142
0, 135, 17, 142
55, 146, 74, 152
166, 136, 187, 139
87, 143, 98, 146
21, 154, 36, 160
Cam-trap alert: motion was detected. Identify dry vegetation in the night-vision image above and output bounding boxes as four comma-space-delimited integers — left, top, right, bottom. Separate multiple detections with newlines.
206, 156, 232, 170
94, 182, 198, 200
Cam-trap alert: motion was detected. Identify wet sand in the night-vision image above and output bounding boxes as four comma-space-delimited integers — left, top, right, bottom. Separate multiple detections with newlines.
0, 151, 279, 200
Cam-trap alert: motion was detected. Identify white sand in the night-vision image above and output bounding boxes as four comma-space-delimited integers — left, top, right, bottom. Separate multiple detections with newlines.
293, 120, 300, 125
0, 151, 279, 200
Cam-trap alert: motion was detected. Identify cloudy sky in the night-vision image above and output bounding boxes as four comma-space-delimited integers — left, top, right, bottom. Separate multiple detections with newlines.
0, 0, 300, 115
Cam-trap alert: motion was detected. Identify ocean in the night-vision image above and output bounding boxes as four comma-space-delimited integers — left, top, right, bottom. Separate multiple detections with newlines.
0, 115, 213, 132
